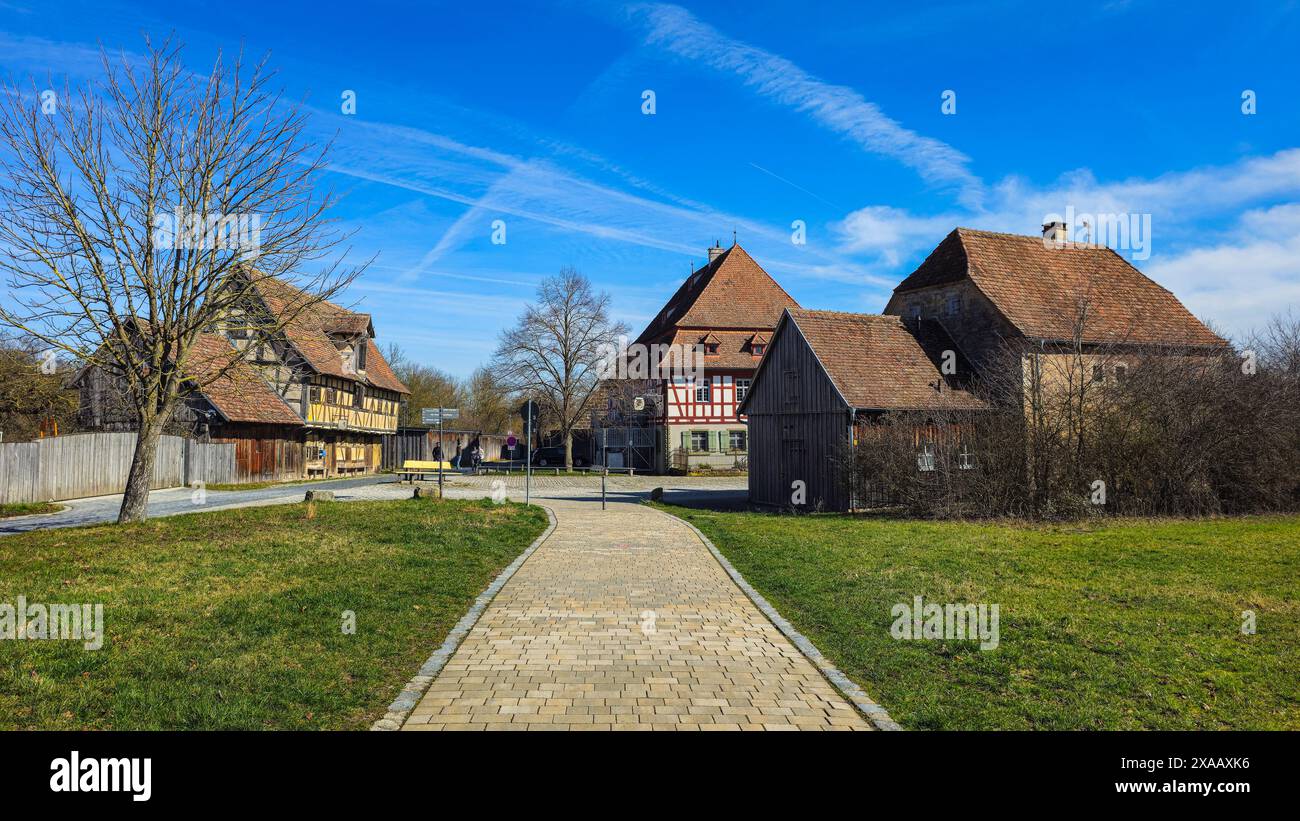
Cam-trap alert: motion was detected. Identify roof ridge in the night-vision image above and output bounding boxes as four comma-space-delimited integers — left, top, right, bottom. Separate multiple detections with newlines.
792, 308, 900, 322
957, 225, 1131, 252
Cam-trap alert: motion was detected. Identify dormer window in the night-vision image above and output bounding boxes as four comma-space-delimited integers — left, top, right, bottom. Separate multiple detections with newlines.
749, 332, 770, 358
701, 333, 721, 356
356, 340, 367, 371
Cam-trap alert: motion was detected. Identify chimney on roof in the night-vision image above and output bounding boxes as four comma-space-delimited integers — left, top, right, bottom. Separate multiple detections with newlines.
1042, 220, 1069, 244
707, 240, 724, 263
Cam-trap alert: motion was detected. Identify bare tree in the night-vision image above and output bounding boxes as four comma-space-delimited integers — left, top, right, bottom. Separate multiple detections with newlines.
0, 38, 360, 522
465, 365, 512, 435
392, 360, 463, 428
0, 335, 80, 441
491, 268, 627, 469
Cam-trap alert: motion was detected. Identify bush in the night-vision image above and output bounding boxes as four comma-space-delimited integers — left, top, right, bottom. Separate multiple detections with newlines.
844, 312, 1300, 520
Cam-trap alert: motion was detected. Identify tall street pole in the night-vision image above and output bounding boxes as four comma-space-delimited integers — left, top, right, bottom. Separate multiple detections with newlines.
525, 400, 532, 506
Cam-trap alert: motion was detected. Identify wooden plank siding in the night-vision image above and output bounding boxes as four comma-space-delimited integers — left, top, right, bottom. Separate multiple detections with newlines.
208, 423, 304, 482
743, 320, 853, 511
0, 432, 236, 504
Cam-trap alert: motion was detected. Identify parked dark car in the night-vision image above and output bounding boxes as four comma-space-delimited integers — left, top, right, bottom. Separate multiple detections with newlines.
530, 446, 586, 468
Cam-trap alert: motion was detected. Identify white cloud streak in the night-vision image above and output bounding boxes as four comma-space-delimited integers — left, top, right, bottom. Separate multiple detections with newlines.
626, 2, 981, 199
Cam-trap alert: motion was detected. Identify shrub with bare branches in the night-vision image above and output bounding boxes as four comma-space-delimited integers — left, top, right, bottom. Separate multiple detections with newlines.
843, 311, 1300, 520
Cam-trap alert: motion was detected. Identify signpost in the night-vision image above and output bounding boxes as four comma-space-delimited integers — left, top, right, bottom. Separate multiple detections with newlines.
421, 407, 460, 496
519, 400, 538, 506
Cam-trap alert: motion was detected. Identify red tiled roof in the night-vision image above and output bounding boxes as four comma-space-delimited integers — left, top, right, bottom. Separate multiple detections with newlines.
777, 309, 985, 412
183, 334, 304, 426
634, 244, 799, 345
893, 228, 1226, 347
252, 276, 409, 394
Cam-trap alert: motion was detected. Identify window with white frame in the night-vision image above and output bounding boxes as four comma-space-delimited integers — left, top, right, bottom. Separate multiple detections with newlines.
690, 430, 709, 452
695, 379, 711, 403
735, 378, 751, 403
958, 443, 974, 470
917, 442, 936, 472
729, 430, 747, 452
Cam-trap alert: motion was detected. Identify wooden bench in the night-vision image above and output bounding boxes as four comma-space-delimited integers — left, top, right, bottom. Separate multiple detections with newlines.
397, 459, 456, 483
306, 460, 327, 478
336, 459, 367, 475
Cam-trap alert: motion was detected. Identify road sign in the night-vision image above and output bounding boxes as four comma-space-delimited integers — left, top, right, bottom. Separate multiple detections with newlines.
421, 407, 459, 425
518, 400, 540, 426
519, 399, 538, 506
507, 435, 518, 448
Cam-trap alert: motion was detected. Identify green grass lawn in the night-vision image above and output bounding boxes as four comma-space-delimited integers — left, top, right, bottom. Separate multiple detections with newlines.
0, 502, 64, 519
658, 505, 1300, 730
0, 497, 548, 730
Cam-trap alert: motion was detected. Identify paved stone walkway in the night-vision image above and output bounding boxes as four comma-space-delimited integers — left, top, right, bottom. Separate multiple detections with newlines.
403, 496, 870, 731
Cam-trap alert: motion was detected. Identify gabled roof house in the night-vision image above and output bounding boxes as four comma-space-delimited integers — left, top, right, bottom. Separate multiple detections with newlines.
741, 225, 1225, 510
605, 242, 799, 472
76, 275, 409, 482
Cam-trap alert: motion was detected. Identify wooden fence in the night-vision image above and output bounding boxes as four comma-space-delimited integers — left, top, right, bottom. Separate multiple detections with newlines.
381, 428, 513, 471
0, 432, 235, 504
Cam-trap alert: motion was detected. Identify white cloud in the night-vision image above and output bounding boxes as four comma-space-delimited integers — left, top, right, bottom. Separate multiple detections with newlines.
626, 2, 981, 200
834, 206, 957, 265
836, 148, 1300, 265
1146, 204, 1300, 338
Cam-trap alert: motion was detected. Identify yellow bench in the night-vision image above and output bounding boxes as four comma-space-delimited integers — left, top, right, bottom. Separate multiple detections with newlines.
398, 459, 456, 482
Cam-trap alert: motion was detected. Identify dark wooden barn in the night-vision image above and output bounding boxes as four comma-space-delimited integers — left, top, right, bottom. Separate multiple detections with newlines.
739, 308, 984, 511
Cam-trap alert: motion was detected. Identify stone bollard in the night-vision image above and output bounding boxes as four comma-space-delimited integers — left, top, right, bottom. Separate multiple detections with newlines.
304, 489, 335, 502
650, 487, 664, 502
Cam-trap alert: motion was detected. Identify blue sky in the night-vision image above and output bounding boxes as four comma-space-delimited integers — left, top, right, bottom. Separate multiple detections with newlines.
2, 0, 1299, 376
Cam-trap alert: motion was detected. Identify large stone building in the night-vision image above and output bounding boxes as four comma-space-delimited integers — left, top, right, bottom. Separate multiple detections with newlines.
741, 225, 1226, 510
75, 275, 409, 482
605, 242, 798, 473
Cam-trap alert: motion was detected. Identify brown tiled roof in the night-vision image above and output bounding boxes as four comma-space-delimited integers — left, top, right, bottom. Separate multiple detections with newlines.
252, 276, 409, 394
893, 228, 1226, 347
634, 244, 799, 345
775, 309, 985, 412
183, 334, 304, 426
326, 313, 373, 336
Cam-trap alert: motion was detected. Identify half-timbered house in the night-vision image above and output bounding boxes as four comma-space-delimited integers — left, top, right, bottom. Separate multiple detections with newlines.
75, 275, 409, 482
606, 242, 799, 472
